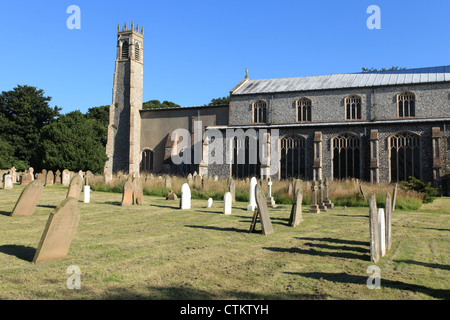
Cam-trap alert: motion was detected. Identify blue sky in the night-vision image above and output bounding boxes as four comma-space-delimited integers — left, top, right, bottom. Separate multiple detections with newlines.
0, 0, 448, 114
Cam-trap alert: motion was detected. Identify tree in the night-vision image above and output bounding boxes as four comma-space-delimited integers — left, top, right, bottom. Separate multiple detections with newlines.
362, 66, 406, 73
86, 105, 110, 147
39, 110, 108, 174
0, 85, 61, 169
142, 100, 181, 110
208, 96, 230, 106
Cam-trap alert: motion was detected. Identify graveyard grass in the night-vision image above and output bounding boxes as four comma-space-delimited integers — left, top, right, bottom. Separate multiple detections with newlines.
0, 184, 449, 300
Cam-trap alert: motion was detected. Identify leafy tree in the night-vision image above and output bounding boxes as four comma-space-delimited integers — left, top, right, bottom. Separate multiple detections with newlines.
0, 85, 60, 169
208, 96, 230, 106
39, 110, 108, 174
362, 66, 406, 73
86, 105, 110, 147
142, 100, 181, 110
401, 176, 438, 204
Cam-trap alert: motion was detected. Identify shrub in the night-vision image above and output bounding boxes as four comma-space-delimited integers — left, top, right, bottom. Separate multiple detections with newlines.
400, 176, 438, 204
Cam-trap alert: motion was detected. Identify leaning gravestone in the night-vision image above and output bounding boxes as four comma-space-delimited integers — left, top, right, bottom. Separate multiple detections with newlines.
289, 189, 303, 227
223, 192, 232, 215
249, 184, 274, 235
392, 183, 398, 212
10, 179, 44, 217
121, 177, 134, 206
133, 177, 144, 205
385, 192, 392, 251
180, 183, 191, 210
66, 174, 83, 200
33, 197, 81, 263
369, 195, 380, 263
378, 208, 386, 257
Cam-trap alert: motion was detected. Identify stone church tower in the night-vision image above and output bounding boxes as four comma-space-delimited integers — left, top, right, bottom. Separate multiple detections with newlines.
104, 23, 144, 182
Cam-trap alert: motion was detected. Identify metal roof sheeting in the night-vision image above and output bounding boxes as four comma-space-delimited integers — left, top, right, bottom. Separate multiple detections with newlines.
231, 66, 450, 95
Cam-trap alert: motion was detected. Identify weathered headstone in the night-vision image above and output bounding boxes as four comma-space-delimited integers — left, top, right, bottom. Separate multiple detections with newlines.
166, 191, 178, 200
165, 176, 172, 189
317, 180, 328, 212
223, 192, 232, 215
45, 170, 54, 186
133, 177, 144, 205
309, 181, 320, 213
266, 177, 277, 208
288, 182, 293, 196
10, 167, 16, 183
247, 177, 258, 211
385, 192, 392, 251
323, 178, 334, 209
42, 169, 47, 183
369, 195, 380, 263
62, 169, 70, 186
10, 180, 44, 217
228, 178, 236, 203
392, 183, 398, 212
37, 173, 45, 184
249, 184, 274, 235
66, 174, 83, 200
3, 174, 13, 189
55, 170, 62, 185
180, 183, 191, 209
207, 198, 213, 208
29, 167, 34, 181
121, 177, 134, 206
21, 172, 33, 185
187, 174, 193, 187
289, 189, 303, 227
378, 208, 386, 257
32, 197, 81, 263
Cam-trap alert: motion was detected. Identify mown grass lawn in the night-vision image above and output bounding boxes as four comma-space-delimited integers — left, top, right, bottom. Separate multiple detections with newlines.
0, 184, 449, 300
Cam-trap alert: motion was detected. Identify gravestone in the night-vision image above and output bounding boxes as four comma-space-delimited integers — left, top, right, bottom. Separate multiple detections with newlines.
83, 185, 90, 203
32, 197, 81, 263
360, 184, 368, 201
180, 183, 191, 209
288, 182, 293, 196
228, 178, 236, 203
289, 189, 303, 227
187, 174, 193, 187
21, 172, 33, 185
392, 183, 398, 212
378, 208, 386, 257
62, 169, 70, 186
121, 177, 134, 206
247, 177, 258, 211
29, 167, 34, 181
85, 171, 94, 185
42, 170, 47, 184
385, 192, 392, 251
45, 170, 54, 186
10, 167, 16, 183
309, 181, 320, 213
10, 179, 44, 217
55, 170, 62, 185
66, 174, 83, 200
249, 184, 274, 235
369, 195, 380, 263
323, 178, 334, 209
3, 174, 13, 189
37, 173, 45, 184
165, 176, 172, 189
133, 177, 144, 205
166, 191, 178, 200
214, 175, 219, 181
317, 180, 328, 212
223, 192, 232, 215
266, 177, 277, 208
207, 198, 213, 208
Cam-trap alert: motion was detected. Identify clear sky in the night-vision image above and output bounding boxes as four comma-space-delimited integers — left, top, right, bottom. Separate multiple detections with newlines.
0, 0, 448, 114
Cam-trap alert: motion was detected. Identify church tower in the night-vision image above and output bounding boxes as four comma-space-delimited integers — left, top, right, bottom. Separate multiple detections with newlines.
105, 23, 144, 182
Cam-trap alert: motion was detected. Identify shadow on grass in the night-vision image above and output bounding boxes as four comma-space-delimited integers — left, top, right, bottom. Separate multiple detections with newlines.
185, 225, 250, 234
151, 204, 179, 209
104, 201, 122, 206
394, 260, 450, 271
263, 246, 369, 261
0, 211, 11, 217
296, 237, 369, 247
285, 271, 450, 300
37, 205, 57, 209
0, 245, 36, 262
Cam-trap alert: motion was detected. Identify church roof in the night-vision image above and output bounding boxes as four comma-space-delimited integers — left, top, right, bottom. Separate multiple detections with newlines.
231, 65, 450, 95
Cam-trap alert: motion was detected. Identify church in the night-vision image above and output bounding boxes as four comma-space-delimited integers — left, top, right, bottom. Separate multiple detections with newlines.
104, 23, 450, 195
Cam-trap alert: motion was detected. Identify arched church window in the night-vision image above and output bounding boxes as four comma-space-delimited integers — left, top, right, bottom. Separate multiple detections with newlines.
141, 149, 153, 173
280, 134, 306, 179
389, 132, 420, 182
332, 133, 360, 180
345, 95, 362, 120
232, 136, 260, 179
397, 91, 416, 118
253, 100, 268, 124
121, 41, 129, 59
297, 98, 312, 122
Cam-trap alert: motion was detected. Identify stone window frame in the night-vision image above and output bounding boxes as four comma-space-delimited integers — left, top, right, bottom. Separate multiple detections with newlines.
296, 97, 312, 123
278, 133, 308, 180
121, 39, 129, 60
252, 99, 268, 124
140, 148, 154, 173
135, 41, 140, 62
387, 131, 421, 183
344, 95, 363, 121
331, 132, 361, 180
397, 91, 416, 118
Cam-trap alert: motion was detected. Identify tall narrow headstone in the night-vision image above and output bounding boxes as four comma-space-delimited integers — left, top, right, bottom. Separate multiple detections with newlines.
180, 183, 191, 209
309, 181, 320, 213
385, 192, 392, 251
29, 167, 35, 181
266, 177, 277, 208
45, 170, 54, 186
187, 174, 193, 187
289, 189, 303, 227
55, 170, 62, 185
369, 195, 380, 263
66, 175, 83, 200
10, 179, 44, 217
83, 186, 90, 203
318, 180, 328, 212
249, 184, 274, 235
228, 178, 236, 203
33, 198, 81, 263
223, 192, 232, 215
121, 177, 134, 206
247, 177, 258, 211
62, 169, 70, 186
378, 208, 386, 257
392, 183, 398, 212
323, 178, 334, 209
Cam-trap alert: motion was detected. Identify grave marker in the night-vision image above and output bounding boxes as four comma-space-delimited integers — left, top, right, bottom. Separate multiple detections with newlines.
10, 179, 44, 217
180, 183, 191, 209
249, 184, 274, 235
66, 174, 83, 200
247, 177, 257, 211
223, 192, 232, 215
369, 195, 380, 263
